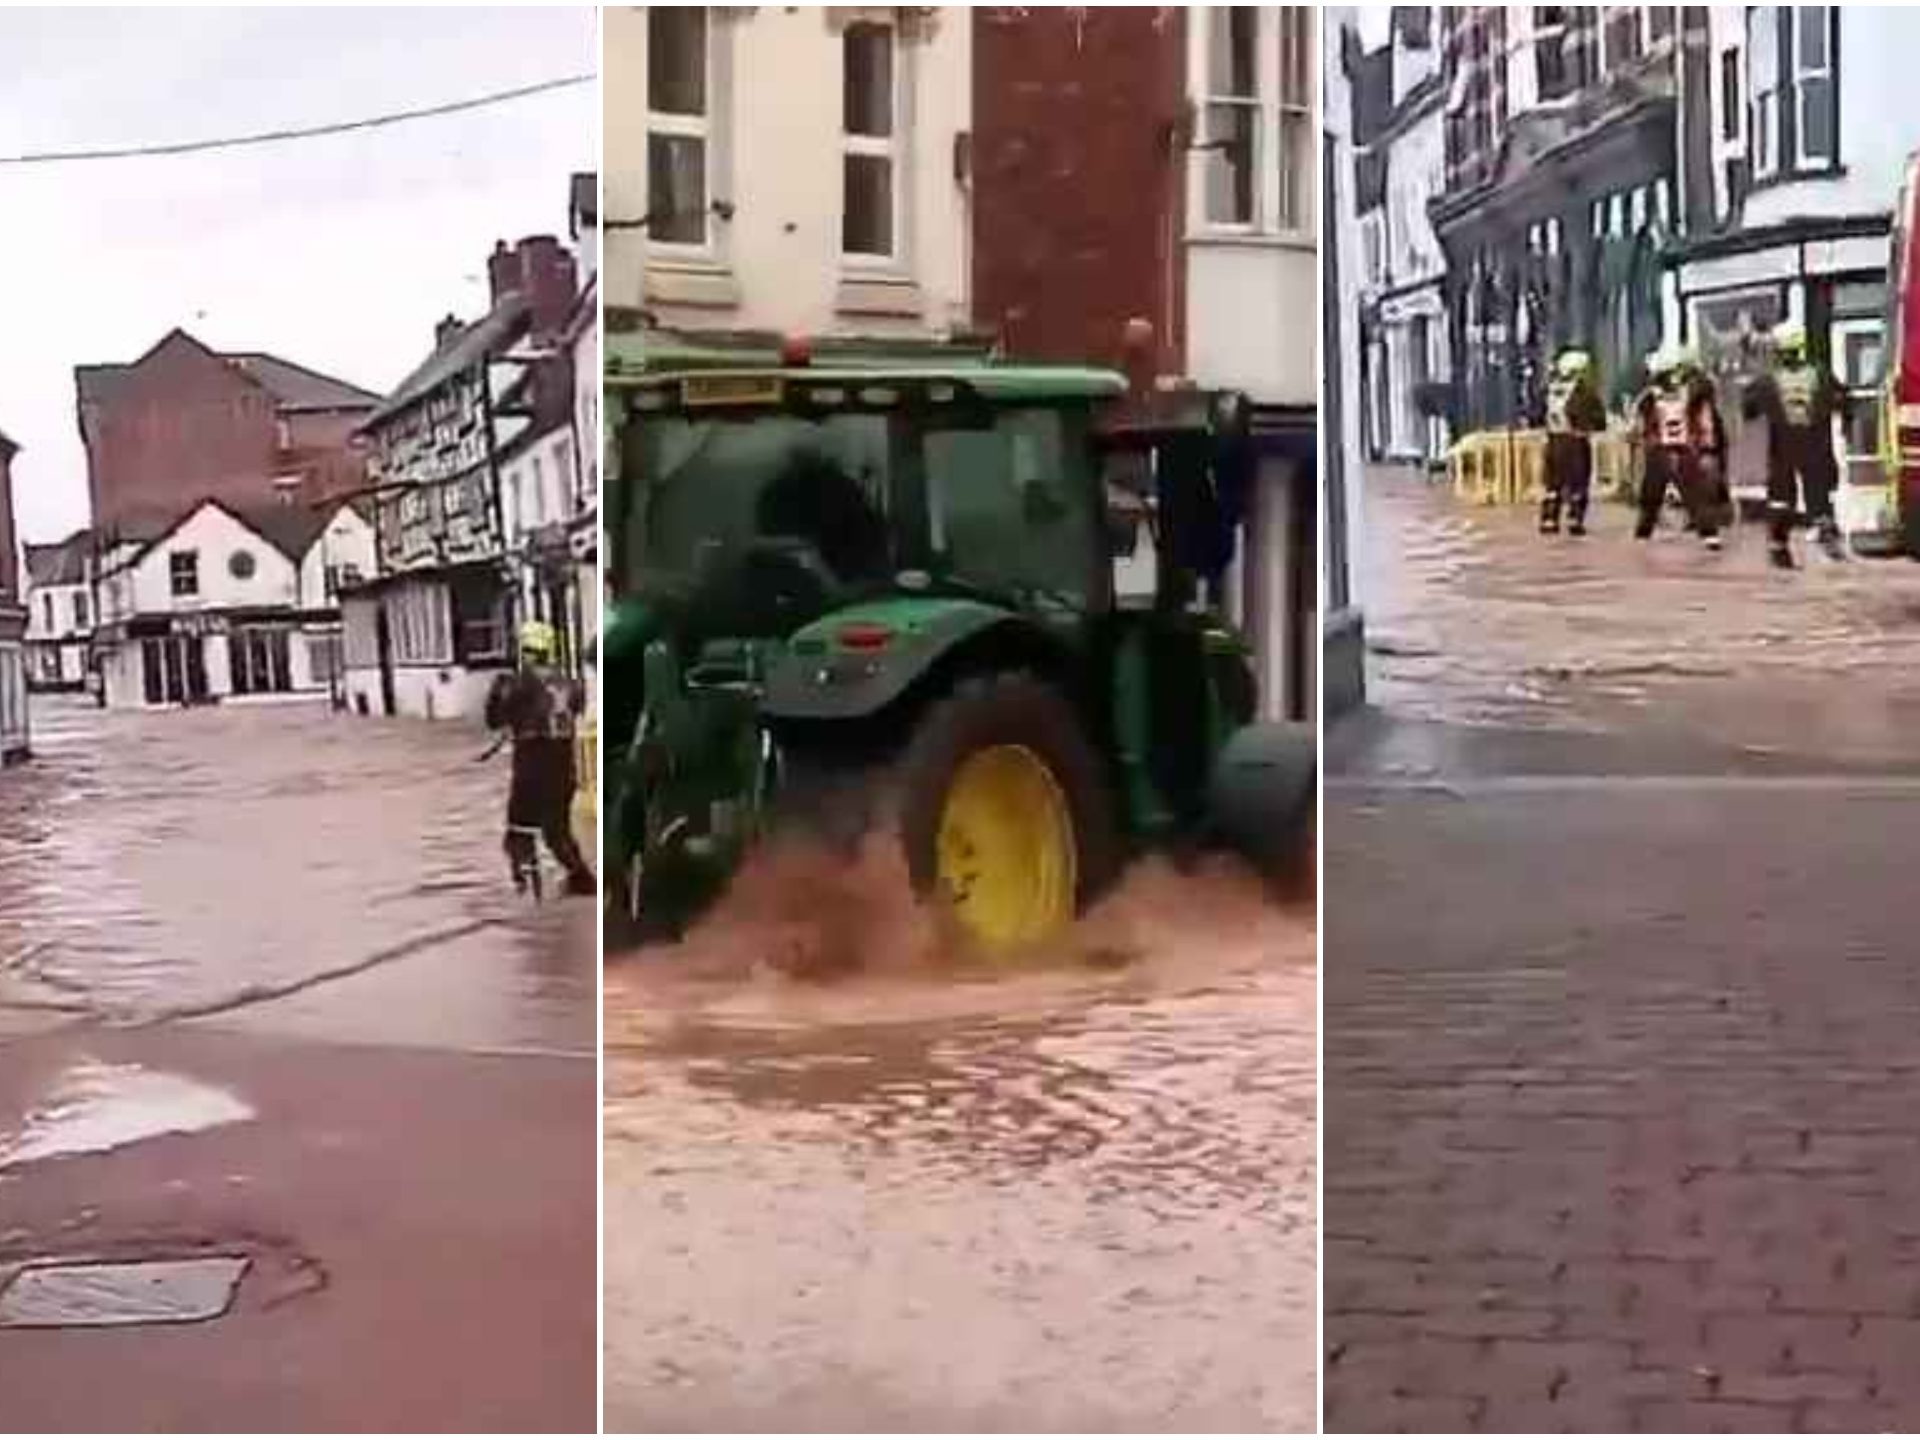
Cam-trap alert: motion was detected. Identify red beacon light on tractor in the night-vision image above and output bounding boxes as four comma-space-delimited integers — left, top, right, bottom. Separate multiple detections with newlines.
781, 333, 813, 367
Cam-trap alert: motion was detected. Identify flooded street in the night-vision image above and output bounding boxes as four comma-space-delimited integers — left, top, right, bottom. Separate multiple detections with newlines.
1, 696, 593, 1048
0, 697, 596, 1431
1327, 470, 1920, 1433
605, 860, 1317, 1432
1352, 467, 1920, 765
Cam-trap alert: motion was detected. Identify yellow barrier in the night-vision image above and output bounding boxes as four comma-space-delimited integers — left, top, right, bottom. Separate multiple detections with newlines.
573, 720, 597, 828
1448, 428, 1642, 505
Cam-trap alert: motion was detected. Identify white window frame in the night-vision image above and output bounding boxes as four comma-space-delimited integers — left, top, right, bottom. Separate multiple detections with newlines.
1276, 5, 1314, 235
840, 17, 905, 267
645, 6, 715, 256
169, 550, 199, 600
1195, 6, 1263, 233
1791, 5, 1835, 170
1750, 7, 1780, 179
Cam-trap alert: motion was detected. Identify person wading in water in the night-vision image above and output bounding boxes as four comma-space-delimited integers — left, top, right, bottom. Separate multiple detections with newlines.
486, 620, 595, 896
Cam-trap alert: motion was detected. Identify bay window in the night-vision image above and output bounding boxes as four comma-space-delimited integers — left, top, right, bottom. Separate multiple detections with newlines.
1202, 7, 1260, 226
1194, 8, 1314, 238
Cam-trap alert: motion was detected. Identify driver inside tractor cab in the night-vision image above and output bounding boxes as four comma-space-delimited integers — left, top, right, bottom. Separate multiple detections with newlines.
753, 447, 890, 584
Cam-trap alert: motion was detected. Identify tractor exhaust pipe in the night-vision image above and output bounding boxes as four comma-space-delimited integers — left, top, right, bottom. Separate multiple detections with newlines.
1205, 722, 1317, 885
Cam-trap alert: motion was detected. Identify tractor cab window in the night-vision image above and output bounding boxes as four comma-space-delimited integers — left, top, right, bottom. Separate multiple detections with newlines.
632, 411, 892, 593
921, 406, 1098, 608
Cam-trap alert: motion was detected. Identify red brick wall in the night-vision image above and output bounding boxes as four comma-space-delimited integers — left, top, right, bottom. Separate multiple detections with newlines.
971, 7, 1188, 377
82, 332, 281, 539
284, 410, 371, 505
80, 332, 366, 538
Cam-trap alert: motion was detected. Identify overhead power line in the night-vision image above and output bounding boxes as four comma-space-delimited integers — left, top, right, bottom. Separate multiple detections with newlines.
0, 72, 595, 167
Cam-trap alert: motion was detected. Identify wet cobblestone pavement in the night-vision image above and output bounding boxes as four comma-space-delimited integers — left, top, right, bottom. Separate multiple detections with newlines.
1328, 470, 1920, 1433
605, 862, 1317, 1432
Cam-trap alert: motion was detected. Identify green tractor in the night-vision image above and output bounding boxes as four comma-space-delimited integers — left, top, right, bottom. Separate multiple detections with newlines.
604, 337, 1314, 952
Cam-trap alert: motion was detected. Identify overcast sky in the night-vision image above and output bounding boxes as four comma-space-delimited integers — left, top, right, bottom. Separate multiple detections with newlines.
0, 7, 596, 545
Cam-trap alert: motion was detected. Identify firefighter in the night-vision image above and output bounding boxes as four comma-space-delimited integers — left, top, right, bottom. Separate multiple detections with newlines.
1681, 349, 1733, 536
1539, 347, 1608, 537
1633, 344, 1725, 549
1743, 320, 1850, 569
485, 620, 595, 897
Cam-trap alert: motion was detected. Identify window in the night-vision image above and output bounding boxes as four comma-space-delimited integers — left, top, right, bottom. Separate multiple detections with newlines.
1536, 9, 1571, 101
1202, 7, 1259, 225
1277, 6, 1313, 231
390, 582, 452, 665
1796, 7, 1835, 166
646, 6, 709, 246
841, 21, 897, 258
1750, 11, 1778, 176
1720, 47, 1740, 141
72, 592, 88, 629
1604, 8, 1642, 71
169, 550, 199, 598
530, 453, 547, 529
228, 548, 256, 581
1750, 6, 1836, 178
230, 626, 292, 696
922, 408, 1099, 607
41, 595, 53, 631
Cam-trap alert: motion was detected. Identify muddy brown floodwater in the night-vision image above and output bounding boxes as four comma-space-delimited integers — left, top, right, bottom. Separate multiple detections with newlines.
1359, 466, 1920, 761
604, 847, 1318, 1433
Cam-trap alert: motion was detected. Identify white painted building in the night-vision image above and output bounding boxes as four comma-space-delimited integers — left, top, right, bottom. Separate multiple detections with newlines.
1325, 5, 1369, 719
1668, 6, 1916, 546
1183, 5, 1319, 723
22, 528, 92, 691
607, 4, 971, 341
1357, 7, 1450, 466
93, 497, 372, 710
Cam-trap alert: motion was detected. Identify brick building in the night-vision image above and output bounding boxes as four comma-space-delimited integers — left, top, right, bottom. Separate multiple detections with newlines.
75, 329, 379, 548
970, 5, 1318, 724
0, 427, 26, 760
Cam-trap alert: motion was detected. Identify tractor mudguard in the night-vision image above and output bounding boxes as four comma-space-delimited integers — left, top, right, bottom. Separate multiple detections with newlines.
1205, 721, 1317, 875
760, 595, 1034, 723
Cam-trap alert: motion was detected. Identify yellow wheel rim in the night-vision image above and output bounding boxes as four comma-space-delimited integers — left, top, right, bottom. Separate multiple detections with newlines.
935, 744, 1077, 950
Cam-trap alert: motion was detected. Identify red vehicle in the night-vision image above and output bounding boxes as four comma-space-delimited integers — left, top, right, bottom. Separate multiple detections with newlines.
1887, 149, 1920, 555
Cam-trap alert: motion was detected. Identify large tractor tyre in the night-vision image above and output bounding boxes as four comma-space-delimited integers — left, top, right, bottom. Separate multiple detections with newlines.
893, 672, 1122, 952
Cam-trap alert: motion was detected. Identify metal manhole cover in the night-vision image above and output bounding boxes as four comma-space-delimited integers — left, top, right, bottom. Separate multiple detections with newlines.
0, 1256, 249, 1328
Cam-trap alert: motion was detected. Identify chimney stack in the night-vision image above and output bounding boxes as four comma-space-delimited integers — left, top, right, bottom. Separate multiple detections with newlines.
485, 236, 579, 342
435, 314, 464, 350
